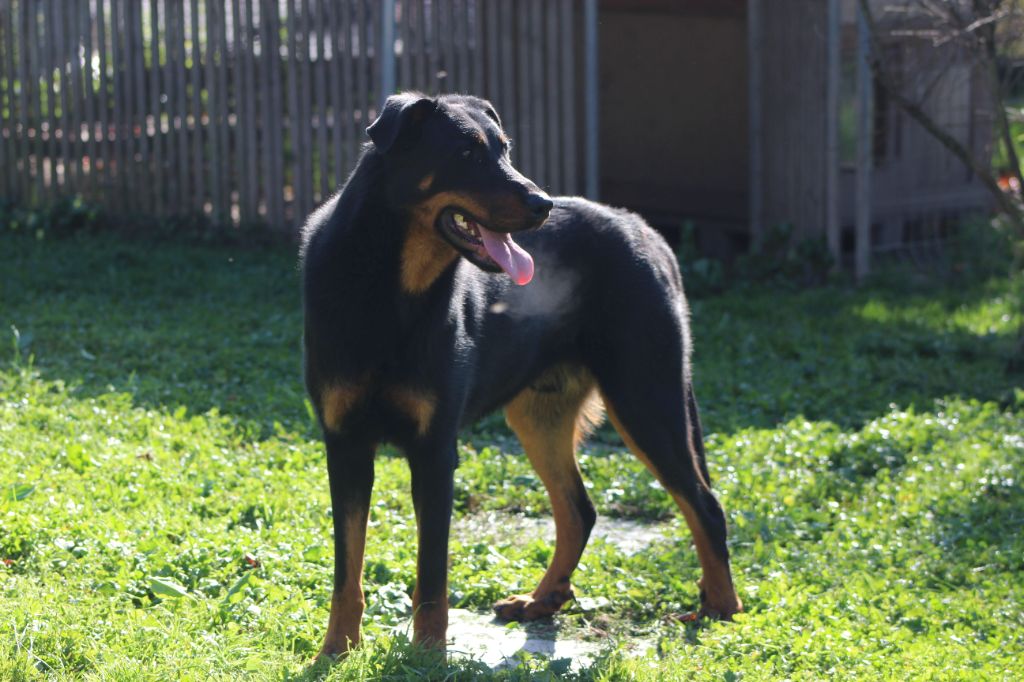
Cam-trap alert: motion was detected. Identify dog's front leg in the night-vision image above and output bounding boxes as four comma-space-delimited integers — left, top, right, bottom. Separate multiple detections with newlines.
408, 444, 456, 649
318, 433, 376, 658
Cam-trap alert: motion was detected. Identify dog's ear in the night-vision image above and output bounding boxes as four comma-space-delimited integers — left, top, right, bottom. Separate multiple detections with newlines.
482, 103, 502, 128
462, 95, 502, 129
366, 93, 436, 153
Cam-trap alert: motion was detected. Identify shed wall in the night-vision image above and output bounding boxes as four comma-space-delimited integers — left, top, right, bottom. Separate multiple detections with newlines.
598, 4, 748, 226
757, 0, 832, 241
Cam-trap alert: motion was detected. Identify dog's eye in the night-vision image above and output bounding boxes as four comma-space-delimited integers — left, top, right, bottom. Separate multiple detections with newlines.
460, 146, 487, 165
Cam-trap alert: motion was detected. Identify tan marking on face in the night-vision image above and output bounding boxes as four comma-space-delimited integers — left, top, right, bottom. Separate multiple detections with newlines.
474, 132, 487, 145
401, 190, 494, 294
386, 386, 437, 436
418, 173, 434, 192
321, 382, 366, 432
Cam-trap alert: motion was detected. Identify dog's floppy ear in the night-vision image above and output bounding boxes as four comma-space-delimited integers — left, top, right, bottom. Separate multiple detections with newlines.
366, 93, 436, 153
482, 103, 502, 128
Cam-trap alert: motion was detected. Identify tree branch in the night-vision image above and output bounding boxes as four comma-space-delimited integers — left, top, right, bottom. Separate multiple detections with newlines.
858, 0, 1024, 225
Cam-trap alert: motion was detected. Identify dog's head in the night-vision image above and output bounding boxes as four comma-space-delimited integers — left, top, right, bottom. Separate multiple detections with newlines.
367, 92, 552, 288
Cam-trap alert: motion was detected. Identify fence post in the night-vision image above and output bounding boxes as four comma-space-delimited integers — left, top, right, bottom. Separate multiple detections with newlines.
380, 0, 396, 106
747, 0, 763, 249
583, 0, 598, 200
855, 4, 873, 282
826, 0, 841, 267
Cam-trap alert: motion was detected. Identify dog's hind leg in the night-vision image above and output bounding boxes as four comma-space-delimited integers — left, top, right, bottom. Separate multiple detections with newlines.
493, 366, 600, 622
593, 343, 742, 619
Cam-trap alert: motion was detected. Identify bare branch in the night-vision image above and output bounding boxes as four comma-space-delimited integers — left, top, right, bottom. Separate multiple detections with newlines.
857, 0, 1024, 224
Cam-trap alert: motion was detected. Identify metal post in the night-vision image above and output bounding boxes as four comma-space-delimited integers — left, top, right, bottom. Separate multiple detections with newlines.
747, 0, 763, 248
855, 4, 873, 281
584, 0, 599, 199
825, 0, 841, 267
380, 0, 396, 106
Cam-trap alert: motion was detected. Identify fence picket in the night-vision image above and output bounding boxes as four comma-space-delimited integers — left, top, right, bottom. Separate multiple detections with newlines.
516, 2, 530, 178
313, 0, 329, 201
174, 0, 189, 211
129, 0, 148, 211
214, 0, 231, 222
560, 0, 577, 195
190, 0, 205, 215
57, 0, 71, 189
262, 0, 284, 226
0, 2, 11, 199
245, 0, 260, 219
0, 0, 585, 233
324, 0, 344, 188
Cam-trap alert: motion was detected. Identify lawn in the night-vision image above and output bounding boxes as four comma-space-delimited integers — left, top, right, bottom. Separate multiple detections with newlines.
1, 230, 1022, 680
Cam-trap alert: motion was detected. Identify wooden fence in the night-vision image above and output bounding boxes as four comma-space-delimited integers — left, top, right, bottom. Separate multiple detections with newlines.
0, 0, 585, 233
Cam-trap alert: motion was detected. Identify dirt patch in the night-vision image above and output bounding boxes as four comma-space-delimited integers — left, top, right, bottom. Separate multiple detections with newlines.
453, 511, 674, 555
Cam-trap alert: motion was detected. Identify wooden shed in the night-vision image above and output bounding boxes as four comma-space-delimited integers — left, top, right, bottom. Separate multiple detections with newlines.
597, 0, 994, 268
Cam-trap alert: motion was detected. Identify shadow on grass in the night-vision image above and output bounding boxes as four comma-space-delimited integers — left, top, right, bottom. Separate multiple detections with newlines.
2, 233, 1021, 441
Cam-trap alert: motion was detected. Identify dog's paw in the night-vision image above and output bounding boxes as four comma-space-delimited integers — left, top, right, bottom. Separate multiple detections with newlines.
313, 645, 344, 663
493, 588, 574, 621
697, 579, 743, 621
315, 635, 357, 662
696, 596, 743, 621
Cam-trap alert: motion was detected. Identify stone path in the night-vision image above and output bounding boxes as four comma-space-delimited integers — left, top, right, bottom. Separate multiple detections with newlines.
430, 511, 673, 670
453, 511, 674, 555
445, 608, 603, 671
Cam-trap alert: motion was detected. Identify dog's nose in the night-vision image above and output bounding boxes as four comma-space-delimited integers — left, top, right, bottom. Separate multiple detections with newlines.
526, 193, 553, 219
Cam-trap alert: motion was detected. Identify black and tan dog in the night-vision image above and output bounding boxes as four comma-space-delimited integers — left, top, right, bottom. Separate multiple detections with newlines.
300, 92, 742, 656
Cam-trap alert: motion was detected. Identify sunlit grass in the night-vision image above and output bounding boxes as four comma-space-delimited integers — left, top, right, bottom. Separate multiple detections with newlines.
1, 232, 1022, 679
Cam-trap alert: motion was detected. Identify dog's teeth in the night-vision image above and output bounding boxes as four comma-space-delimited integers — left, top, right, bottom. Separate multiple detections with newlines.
454, 213, 467, 227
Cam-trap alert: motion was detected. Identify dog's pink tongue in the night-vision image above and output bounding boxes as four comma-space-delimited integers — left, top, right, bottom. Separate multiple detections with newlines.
477, 226, 534, 285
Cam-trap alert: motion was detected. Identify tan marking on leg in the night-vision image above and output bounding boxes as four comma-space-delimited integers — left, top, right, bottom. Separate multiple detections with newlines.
574, 390, 606, 449
386, 386, 437, 436
417, 173, 434, 192
321, 382, 366, 433
319, 514, 369, 657
602, 398, 742, 620
412, 584, 448, 648
494, 365, 598, 621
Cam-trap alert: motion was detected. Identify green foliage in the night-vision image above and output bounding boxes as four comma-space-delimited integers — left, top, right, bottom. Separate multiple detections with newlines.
1, 232, 1023, 679
734, 223, 835, 288
676, 221, 725, 295
0, 197, 280, 246
0, 196, 103, 240
993, 98, 1023, 178
678, 222, 835, 298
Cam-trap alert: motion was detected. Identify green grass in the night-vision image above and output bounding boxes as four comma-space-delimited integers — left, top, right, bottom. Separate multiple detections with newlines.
1, 232, 1023, 680
994, 97, 1024, 177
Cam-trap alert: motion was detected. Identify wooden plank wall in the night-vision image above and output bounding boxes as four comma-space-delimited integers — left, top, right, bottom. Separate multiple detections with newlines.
757, 0, 830, 242
0, 0, 583, 234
